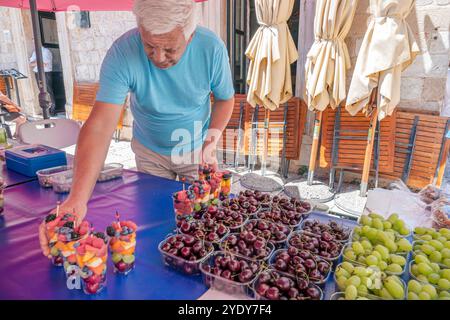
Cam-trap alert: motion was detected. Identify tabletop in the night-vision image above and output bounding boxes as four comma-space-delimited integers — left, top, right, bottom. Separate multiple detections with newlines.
0, 169, 208, 299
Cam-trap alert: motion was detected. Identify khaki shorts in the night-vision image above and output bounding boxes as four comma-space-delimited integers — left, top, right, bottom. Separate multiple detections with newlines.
131, 138, 199, 182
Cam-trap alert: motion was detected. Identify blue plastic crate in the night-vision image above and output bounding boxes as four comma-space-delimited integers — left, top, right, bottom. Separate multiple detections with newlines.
5, 144, 67, 177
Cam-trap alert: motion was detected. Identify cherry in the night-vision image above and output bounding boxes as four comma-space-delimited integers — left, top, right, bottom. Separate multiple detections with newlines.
275, 259, 287, 271
180, 247, 191, 258
228, 260, 241, 273
266, 287, 280, 300
162, 243, 171, 252
288, 246, 298, 256
115, 261, 128, 272
168, 248, 178, 256
304, 259, 316, 270
276, 277, 291, 291
318, 261, 330, 273
256, 283, 270, 296
85, 281, 100, 294
238, 269, 253, 283
192, 242, 203, 253
288, 287, 299, 298
306, 286, 321, 300
174, 241, 184, 250
253, 239, 265, 250
297, 278, 309, 290
309, 269, 322, 280
221, 269, 232, 279
184, 236, 196, 246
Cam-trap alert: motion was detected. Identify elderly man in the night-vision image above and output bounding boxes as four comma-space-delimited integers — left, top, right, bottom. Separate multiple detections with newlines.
39, 0, 234, 256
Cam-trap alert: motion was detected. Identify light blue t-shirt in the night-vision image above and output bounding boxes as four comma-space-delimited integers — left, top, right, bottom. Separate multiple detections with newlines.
96, 26, 234, 156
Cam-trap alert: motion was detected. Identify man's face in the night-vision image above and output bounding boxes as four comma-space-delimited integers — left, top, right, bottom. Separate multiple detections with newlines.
139, 25, 192, 69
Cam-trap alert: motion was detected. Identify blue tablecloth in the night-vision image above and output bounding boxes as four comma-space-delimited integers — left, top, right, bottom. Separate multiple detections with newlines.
0, 169, 207, 299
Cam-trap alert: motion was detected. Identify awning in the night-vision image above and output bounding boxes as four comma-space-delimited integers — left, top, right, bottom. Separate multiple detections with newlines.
245, 0, 298, 111
345, 0, 420, 120
304, 0, 358, 112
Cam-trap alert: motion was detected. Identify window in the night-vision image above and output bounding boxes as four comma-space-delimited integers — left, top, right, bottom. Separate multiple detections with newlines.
226, 0, 300, 94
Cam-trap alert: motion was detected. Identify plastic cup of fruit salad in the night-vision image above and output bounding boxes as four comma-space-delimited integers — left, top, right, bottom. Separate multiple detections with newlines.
209, 172, 222, 201
219, 171, 232, 200
107, 220, 137, 275
75, 233, 108, 295
189, 180, 211, 205
47, 214, 89, 267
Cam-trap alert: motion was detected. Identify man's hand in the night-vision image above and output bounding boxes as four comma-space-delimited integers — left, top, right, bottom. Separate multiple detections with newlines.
38, 200, 87, 258
201, 141, 218, 172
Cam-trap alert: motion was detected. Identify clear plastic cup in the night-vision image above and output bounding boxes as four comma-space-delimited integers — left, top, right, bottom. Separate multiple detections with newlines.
108, 221, 137, 275
219, 171, 232, 201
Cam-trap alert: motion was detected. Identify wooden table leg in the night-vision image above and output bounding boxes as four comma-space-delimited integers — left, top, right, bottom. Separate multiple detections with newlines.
307, 111, 323, 185
360, 108, 380, 197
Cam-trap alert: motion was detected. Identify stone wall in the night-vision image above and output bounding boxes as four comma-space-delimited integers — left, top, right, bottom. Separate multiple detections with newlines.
345, 0, 450, 115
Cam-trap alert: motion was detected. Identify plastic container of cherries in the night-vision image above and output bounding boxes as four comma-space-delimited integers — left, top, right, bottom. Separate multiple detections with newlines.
158, 234, 214, 275
199, 251, 262, 297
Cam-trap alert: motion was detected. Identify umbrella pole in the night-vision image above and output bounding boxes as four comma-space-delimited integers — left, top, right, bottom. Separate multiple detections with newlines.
261, 109, 270, 176
30, 0, 51, 119
360, 90, 379, 197
307, 111, 323, 185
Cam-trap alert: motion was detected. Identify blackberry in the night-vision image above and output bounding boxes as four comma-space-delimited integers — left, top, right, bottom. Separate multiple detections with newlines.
106, 226, 116, 237
71, 232, 80, 240
45, 214, 57, 223
93, 232, 106, 240
63, 221, 74, 229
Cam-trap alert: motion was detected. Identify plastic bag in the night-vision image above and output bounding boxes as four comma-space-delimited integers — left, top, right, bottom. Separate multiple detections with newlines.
418, 184, 442, 205
430, 195, 450, 229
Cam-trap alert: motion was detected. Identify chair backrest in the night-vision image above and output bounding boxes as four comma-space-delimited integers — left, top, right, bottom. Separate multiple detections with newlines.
16, 118, 81, 149
72, 82, 125, 130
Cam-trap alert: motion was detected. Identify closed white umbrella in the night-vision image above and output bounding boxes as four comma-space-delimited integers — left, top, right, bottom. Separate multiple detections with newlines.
345, 0, 420, 195
304, 0, 358, 185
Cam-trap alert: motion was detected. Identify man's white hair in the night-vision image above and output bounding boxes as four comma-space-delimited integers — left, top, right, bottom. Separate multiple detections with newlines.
133, 0, 200, 39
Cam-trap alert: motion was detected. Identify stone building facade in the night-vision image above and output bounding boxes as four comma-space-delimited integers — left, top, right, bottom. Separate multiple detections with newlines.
0, 0, 449, 171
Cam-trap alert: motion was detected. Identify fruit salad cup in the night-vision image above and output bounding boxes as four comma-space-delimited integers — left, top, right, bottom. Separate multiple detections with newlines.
189, 180, 211, 206
173, 189, 195, 216
106, 220, 137, 275
198, 164, 213, 181
219, 171, 232, 200
48, 214, 90, 267
209, 172, 222, 201
75, 233, 108, 295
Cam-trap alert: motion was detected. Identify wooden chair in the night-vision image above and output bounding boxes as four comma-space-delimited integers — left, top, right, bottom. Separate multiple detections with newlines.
72, 82, 125, 141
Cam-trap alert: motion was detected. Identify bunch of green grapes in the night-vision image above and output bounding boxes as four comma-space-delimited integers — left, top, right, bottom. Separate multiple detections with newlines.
343, 241, 407, 274
410, 255, 450, 291
352, 224, 412, 254
414, 227, 450, 242
413, 238, 450, 268
407, 279, 450, 300
359, 213, 411, 236
335, 262, 405, 300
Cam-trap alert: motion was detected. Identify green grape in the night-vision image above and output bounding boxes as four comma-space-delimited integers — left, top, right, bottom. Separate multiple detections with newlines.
407, 280, 422, 294
344, 250, 357, 262
440, 228, 450, 236
346, 275, 361, 287
393, 219, 405, 231
429, 251, 442, 263
437, 278, 450, 291
439, 290, 450, 298
357, 255, 367, 265
360, 215, 372, 227
384, 277, 405, 299
357, 285, 368, 297
371, 251, 382, 261
422, 284, 437, 299
408, 292, 419, 300
441, 248, 450, 259
372, 218, 384, 230
421, 244, 435, 255
427, 273, 440, 285
367, 229, 378, 242
443, 258, 450, 268
366, 255, 378, 266
383, 221, 392, 230
378, 261, 388, 271
368, 213, 384, 220
437, 236, 447, 244
396, 238, 412, 252
336, 276, 347, 290
385, 239, 398, 253
445, 241, 450, 249
379, 288, 394, 300
353, 226, 362, 235
390, 254, 406, 266
361, 225, 371, 235
439, 297, 450, 300
354, 266, 368, 277
399, 227, 410, 236
386, 231, 396, 241
387, 214, 399, 224
418, 292, 431, 300
375, 245, 389, 260
429, 240, 443, 251
418, 262, 433, 275
420, 235, 433, 241
411, 264, 419, 276
361, 240, 372, 251
352, 242, 365, 255
345, 285, 358, 300
441, 269, 450, 281
336, 267, 351, 279
414, 254, 430, 264
386, 263, 403, 274
414, 227, 426, 235
416, 274, 429, 283
356, 297, 369, 300
340, 262, 354, 274
430, 262, 440, 273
